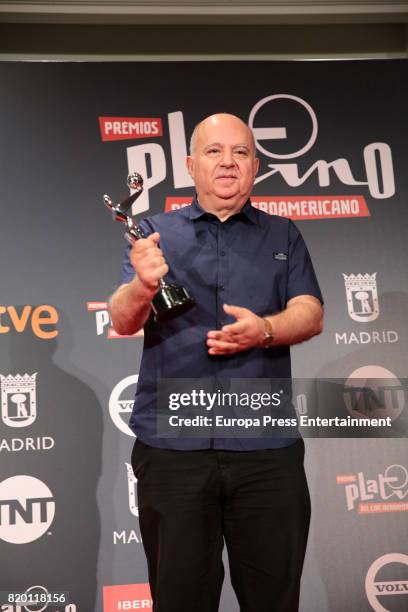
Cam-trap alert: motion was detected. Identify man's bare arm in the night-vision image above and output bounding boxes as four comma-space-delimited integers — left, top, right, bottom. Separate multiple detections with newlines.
207, 295, 323, 355
109, 232, 168, 335
109, 279, 155, 336
264, 295, 323, 346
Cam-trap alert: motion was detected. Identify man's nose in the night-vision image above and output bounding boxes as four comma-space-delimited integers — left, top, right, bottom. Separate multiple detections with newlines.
220, 149, 235, 166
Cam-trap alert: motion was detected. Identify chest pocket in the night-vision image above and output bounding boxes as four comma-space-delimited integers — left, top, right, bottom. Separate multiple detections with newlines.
230, 248, 288, 315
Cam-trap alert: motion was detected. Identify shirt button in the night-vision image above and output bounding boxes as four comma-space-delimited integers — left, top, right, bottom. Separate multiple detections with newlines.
219, 285, 225, 291
220, 251, 226, 257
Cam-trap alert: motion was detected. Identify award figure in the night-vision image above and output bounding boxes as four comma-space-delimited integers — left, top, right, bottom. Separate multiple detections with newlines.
104, 172, 195, 322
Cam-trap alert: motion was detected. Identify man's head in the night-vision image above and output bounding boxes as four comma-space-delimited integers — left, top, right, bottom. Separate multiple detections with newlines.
186, 113, 259, 218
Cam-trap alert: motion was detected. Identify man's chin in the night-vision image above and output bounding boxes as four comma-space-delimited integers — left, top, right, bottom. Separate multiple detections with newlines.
215, 192, 249, 207
213, 188, 241, 202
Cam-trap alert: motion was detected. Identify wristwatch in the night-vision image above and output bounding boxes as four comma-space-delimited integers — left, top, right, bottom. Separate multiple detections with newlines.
259, 317, 274, 348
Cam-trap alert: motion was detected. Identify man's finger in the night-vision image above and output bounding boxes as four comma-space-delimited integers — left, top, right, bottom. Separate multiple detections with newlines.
209, 347, 236, 355
208, 343, 240, 355
148, 232, 161, 245
133, 238, 160, 256
223, 303, 250, 318
156, 264, 169, 277
207, 330, 239, 341
207, 338, 240, 351
207, 330, 226, 340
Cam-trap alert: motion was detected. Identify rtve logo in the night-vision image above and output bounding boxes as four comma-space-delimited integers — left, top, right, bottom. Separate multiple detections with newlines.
0, 475, 55, 544
0, 305, 59, 339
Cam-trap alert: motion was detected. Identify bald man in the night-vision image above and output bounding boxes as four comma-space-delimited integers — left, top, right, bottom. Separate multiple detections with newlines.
110, 114, 324, 612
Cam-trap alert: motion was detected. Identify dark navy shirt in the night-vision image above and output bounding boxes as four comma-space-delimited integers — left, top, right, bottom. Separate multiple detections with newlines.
121, 197, 323, 450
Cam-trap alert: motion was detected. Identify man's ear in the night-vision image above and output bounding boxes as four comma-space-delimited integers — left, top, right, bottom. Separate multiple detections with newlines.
254, 156, 260, 176
186, 156, 194, 179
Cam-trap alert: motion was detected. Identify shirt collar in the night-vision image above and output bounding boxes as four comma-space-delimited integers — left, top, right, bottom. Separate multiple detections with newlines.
189, 194, 258, 225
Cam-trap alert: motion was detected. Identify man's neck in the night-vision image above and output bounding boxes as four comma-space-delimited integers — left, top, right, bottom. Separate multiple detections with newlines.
197, 196, 248, 222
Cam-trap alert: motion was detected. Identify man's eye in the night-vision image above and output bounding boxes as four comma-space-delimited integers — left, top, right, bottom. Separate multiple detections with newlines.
207, 148, 220, 154
235, 149, 248, 156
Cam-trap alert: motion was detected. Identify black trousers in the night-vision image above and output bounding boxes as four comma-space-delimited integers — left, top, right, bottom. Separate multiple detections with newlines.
131, 438, 310, 612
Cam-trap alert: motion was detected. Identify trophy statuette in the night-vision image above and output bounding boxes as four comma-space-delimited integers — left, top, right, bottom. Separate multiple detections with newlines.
104, 172, 195, 322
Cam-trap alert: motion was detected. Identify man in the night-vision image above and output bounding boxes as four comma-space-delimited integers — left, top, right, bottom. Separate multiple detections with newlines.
109, 113, 323, 612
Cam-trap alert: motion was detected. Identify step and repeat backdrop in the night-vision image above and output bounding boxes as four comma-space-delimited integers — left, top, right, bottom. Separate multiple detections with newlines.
0, 59, 407, 612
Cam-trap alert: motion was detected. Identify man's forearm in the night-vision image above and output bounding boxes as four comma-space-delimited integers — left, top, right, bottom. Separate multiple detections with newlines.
109, 278, 155, 335
266, 300, 323, 347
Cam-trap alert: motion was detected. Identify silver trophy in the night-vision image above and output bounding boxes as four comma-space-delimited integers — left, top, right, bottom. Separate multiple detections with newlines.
104, 173, 195, 322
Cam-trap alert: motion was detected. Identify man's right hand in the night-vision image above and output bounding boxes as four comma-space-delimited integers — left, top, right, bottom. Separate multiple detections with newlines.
109, 232, 169, 335
130, 232, 169, 295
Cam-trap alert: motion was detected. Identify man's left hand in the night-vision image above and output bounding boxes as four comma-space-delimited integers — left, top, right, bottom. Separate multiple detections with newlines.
207, 304, 264, 355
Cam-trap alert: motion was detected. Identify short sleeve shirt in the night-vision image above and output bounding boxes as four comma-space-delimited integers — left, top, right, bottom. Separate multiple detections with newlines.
121, 197, 323, 450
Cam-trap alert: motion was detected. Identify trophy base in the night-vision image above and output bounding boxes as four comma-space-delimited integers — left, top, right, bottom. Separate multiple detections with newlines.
152, 283, 195, 322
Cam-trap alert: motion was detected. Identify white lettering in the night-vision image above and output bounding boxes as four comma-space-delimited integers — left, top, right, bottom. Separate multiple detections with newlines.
95, 310, 110, 335
335, 330, 399, 345
168, 111, 194, 189
127, 143, 166, 215
364, 142, 395, 198
113, 529, 142, 544
0, 436, 55, 452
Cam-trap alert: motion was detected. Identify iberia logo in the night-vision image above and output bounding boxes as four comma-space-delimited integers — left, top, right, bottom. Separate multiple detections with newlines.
165, 195, 370, 220
87, 302, 143, 339
103, 583, 152, 612
99, 117, 163, 142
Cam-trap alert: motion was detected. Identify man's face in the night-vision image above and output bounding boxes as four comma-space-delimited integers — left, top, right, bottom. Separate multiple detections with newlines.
186, 114, 259, 212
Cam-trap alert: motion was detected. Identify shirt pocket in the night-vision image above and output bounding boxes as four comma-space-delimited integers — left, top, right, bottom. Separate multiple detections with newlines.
231, 248, 288, 314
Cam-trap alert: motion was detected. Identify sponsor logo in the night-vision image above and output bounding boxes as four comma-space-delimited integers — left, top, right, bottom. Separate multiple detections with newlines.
343, 366, 405, 423
109, 376, 138, 437
87, 302, 143, 339
99, 117, 163, 142
109, 94, 395, 217
343, 273, 379, 322
0, 475, 55, 544
0, 373, 55, 454
0, 305, 58, 339
1, 374, 37, 428
103, 583, 152, 611
337, 464, 408, 514
365, 553, 408, 611
335, 273, 398, 345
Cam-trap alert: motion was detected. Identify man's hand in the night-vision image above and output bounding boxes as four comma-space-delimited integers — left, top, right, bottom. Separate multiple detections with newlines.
206, 295, 323, 355
130, 232, 169, 295
109, 232, 169, 336
207, 304, 264, 355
